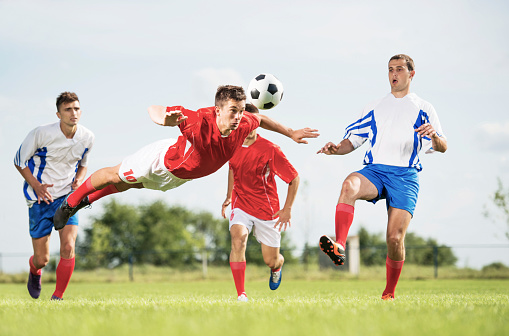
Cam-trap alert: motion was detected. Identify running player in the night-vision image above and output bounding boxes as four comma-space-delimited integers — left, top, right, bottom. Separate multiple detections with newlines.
14, 92, 94, 300
221, 104, 299, 302
317, 54, 447, 300
54, 85, 318, 230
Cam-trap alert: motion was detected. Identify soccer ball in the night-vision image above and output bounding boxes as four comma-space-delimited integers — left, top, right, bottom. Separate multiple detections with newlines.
247, 73, 284, 110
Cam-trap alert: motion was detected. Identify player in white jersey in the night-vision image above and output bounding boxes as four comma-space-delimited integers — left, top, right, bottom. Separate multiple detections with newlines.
317, 54, 447, 301
14, 92, 94, 300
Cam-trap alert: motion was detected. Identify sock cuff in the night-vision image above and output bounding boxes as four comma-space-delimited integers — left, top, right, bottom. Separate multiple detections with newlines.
230, 261, 246, 270
59, 257, 76, 266
336, 203, 354, 213
84, 177, 96, 192
386, 255, 405, 269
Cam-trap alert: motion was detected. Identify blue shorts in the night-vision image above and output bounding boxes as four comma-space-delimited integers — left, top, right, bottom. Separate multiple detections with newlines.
356, 164, 419, 216
28, 195, 79, 238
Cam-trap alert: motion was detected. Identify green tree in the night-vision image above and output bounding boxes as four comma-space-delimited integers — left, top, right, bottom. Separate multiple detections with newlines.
484, 178, 509, 240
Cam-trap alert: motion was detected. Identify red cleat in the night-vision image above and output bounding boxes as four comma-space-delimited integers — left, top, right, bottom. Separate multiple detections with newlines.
381, 293, 395, 301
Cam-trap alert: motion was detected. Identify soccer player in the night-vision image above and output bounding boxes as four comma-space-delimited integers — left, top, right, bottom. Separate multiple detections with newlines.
221, 104, 299, 302
53, 86, 318, 231
317, 54, 447, 301
14, 92, 94, 300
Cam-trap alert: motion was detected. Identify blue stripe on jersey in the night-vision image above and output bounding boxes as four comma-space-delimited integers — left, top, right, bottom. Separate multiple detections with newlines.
14, 145, 22, 166
35, 147, 48, 183
75, 148, 89, 173
362, 111, 377, 165
24, 157, 36, 200
410, 110, 431, 171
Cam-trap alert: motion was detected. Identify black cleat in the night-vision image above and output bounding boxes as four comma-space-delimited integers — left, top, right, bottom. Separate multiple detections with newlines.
319, 235, 346, 266
53, 194, 90, 230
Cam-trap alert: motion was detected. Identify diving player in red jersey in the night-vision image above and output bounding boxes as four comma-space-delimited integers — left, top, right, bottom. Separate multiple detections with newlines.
54, 85, 318, 230
221, 104, 299, 302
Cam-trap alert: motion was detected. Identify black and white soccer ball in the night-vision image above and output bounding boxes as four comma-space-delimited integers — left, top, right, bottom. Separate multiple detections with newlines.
247, 73, 284, 110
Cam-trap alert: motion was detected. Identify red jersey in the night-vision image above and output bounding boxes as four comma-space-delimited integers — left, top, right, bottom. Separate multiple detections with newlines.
164, 106, 260, 180
229, 135, 298, 220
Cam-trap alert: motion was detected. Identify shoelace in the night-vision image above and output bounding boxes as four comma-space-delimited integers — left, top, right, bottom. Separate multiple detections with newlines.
271, 270, 281, 283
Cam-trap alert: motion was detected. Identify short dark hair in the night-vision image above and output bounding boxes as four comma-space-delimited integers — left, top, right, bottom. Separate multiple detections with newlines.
215, 85, 246, 106
389, 54, 415, 71
56, 92, 79, 111
244, 103, 259, 114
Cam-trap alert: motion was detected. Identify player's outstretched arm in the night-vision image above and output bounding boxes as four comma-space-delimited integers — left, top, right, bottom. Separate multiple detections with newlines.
415, 123, 448, 153
317, 139, 355, 155
221, 169, 235, 219
257, 114, 319, 144
148, 105, 188, 127
273, 175, 300, 232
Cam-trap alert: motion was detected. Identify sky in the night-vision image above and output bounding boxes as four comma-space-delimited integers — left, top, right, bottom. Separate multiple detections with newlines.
1, 0, 508, 273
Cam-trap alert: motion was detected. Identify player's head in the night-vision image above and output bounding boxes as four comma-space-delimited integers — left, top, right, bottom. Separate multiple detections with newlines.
56, 91, 81, 127
215, 85, 246, 135
388, 54, 415, 94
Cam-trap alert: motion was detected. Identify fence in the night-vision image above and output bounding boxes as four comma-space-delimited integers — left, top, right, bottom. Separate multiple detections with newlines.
1, 244, 508, 280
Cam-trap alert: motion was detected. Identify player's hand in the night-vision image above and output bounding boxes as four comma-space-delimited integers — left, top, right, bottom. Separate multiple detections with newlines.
317, 142, 339, 155
221, 198, 231, 218
273, 208, 292, 232
71, 178, 82, 190
163, 110, 188, 127
33, 183, 54, 204
290, 128, 319, 144
415, 123, 437, 139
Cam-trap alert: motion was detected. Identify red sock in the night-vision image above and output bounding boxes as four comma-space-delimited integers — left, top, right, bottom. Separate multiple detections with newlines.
68, 177, 97, 207
335, 203, 354, 248
230, 261, 246, 296
29, 255, 42, 275
88, 184, 119, 204
383, 256, 405, 296
52, 257, 75, 299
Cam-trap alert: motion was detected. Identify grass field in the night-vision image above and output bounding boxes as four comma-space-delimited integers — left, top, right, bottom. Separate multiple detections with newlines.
1, 278, 508, 336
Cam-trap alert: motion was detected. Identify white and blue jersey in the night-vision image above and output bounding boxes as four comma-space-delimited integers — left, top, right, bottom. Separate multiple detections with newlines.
344, 93, 446, 171
14, 122, 94, 207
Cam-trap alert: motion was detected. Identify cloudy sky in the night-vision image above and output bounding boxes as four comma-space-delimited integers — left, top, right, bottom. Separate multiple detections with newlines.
1, 0, 508, 272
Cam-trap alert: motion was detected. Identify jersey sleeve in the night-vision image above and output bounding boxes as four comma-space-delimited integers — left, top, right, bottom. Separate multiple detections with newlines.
270, 144, 298, 184
343, 105, 372, 149
78, 133, 95, 167
14, 127, 40, 168
421, 103, 446, 154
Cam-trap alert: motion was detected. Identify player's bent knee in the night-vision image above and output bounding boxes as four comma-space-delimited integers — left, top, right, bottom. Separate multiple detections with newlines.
34, 255, 50, 268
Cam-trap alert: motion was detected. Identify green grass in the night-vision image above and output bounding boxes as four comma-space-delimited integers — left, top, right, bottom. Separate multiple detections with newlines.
1, 279, 508, 336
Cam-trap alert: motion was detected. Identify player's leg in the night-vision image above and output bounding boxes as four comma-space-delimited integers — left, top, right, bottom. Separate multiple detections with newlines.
320, 172, 379, 265
29, 235, 51, 299
230, 224, 249, 301
261, 244, 284, 290
51, 223, 79, 300
382, 207, 412, 300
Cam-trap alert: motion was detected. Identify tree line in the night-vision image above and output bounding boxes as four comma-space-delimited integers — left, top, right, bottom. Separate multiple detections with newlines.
75, 199, 457, 269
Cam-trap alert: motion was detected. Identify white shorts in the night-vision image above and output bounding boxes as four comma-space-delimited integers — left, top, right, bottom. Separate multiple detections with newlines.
229, 208, 281, 248
119, 139, 191, 191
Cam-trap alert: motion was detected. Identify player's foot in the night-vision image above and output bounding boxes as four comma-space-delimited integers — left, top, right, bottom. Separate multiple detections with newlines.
53, 194, 89, 230
269, 266, 282, 290
237, 292, 248, 302
51, 295, 63, 301
27, 272, 41, 299
381, 293, 395, 301
319, 235, 346, 266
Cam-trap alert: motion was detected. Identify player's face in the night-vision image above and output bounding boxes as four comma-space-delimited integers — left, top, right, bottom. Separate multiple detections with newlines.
388, 59, 414, 93
216, 99, 245, 133
57, 101, 81, 127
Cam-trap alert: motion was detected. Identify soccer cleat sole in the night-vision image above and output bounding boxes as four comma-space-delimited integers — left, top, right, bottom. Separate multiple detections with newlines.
319, 235, 346, 266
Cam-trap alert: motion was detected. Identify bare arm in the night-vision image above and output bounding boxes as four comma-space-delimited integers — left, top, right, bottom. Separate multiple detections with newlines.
71, 166, 88, 190
221, 169, 235, 218
14, 164, 54, 204
273, 175, 300, 232
148, 105, 188, 127
415, 124, 448, 153
317, 139, 355, 155
256, 114, 319, 144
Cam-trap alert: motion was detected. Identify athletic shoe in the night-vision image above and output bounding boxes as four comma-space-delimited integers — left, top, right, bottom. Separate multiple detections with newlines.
319, 235, 346, 266
269, 267, 282, 290
237, 293, 248, 302
53, 194, 89, 230
51, 295, 63, 301
381, 293, 395, 301
27, 272, 41, 299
